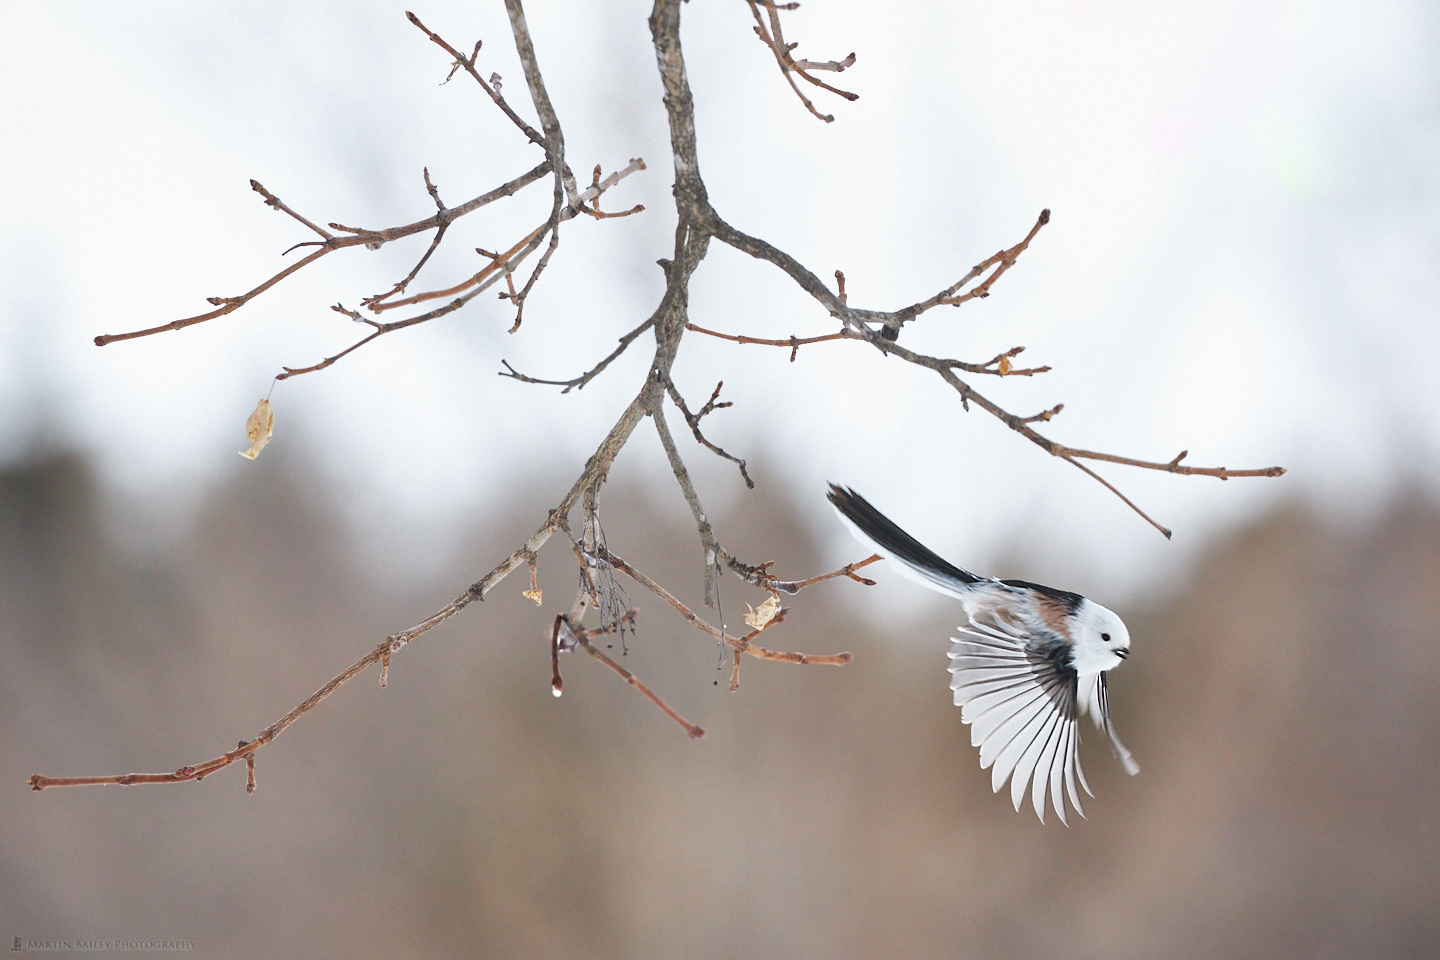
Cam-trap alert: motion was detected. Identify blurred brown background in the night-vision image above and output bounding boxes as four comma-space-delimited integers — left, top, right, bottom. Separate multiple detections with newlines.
2, 449, 1438, 958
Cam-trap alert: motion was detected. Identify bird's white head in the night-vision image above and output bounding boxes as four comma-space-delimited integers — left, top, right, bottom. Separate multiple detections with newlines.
1069, 599, 1132, 675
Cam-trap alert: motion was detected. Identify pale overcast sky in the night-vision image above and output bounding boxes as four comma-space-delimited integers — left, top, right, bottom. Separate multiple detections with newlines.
2, 0, 1437, 599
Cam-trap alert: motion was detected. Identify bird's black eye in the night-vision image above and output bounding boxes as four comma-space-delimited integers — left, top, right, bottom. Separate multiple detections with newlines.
1101, 633, 1111, 642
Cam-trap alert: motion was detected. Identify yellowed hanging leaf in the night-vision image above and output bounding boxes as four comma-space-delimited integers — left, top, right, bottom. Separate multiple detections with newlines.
522, 588, 544, 606
998, 356, 1013, 375
744, 594, 782, 630
239, 399, 274, 460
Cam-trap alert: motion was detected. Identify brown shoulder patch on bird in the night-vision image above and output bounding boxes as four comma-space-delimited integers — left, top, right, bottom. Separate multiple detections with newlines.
1034, 593, 1074, 640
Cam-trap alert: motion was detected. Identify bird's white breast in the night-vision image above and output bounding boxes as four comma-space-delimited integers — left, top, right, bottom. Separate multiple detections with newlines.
1070, 638, 1125, 675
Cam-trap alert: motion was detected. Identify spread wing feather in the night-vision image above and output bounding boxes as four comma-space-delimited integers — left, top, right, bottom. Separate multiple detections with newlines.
1023, 695, 1067, 821
948, 621, 1084, 824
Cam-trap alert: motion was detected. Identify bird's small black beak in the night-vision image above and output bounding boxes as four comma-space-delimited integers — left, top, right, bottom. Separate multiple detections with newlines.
1114, 648, 1129, 660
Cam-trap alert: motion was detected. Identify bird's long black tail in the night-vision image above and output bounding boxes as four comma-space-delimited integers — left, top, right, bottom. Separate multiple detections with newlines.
827, 484, 983, 598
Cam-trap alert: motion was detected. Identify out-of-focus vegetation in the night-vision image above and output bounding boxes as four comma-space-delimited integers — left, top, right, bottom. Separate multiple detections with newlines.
3, 453, 1437, 957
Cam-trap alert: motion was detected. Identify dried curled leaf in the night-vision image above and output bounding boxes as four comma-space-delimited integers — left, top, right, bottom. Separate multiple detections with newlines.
998, 356, 1013, 375
523, 588, 544, 606
744, 595, 782, 630
239, 399, 274, 460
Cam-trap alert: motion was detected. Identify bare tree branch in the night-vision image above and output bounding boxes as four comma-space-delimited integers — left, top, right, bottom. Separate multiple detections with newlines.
651, 402, 727, 606
700, 211, 1283, 534
277, 158, 645, 380
35, 0, 1283, 795
503, 0, 582, 207
93, 161, 552, 347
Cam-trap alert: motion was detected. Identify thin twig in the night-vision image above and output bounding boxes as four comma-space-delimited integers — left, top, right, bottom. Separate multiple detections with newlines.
369, 223, 450, 309
406, 11, 546, 147
685, 321, 1044, 377
704, 211, 1284, 533
275, 251, 541, 381
374, 224, 548, 313
933, 209, 1052, 307
506, 198, 563, 333
685, 321, 847, 361
746, 0, 858, 122
582, 164, 646, 220
249, 180, 334, 240
554, 538, 700, 736
94, 162, 550, 346
576, 632, 705, 739
761, 554, 880, 594
1056, 447, 1285, 480
28, 641, 387, 791
1024, 403, 1064, 424
371, 158, 643, 317
794, 53, 856, 73
663, 377, 754, 488
1061, 455, 1173, 540
359, 168, 452, 308
499, 315, 656, 393
276, 159, 646, 380
604, 551, 852, 667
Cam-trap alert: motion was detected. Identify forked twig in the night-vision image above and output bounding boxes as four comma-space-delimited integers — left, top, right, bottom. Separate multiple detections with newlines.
562, 615, 705, 739
276, 158, 645, 380
663, 377, 754, 489
760, 554, 880, 594
746, 0, 858, 122
603, 551, 852, 667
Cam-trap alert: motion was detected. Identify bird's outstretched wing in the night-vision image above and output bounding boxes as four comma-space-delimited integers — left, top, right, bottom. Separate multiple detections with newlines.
947, 616, 1089, 825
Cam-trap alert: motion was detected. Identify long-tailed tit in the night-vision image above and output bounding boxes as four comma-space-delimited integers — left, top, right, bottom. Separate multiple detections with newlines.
828, 485, 1139, 825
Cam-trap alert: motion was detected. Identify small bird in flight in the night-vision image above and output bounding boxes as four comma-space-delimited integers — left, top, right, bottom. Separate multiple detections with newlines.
827, 484, 1138, 825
